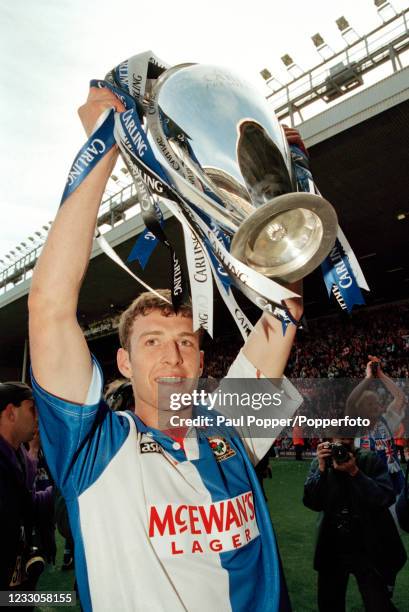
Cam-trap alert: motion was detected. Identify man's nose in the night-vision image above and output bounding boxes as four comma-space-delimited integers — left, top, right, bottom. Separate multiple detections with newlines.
160, 341, 183, 366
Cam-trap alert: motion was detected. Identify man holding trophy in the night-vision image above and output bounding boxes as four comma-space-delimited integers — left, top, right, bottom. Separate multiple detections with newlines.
28, 52, 343, 611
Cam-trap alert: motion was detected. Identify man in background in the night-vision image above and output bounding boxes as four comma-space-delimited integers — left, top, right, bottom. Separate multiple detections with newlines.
0, 383, 53, 599
303, 436, 406, 612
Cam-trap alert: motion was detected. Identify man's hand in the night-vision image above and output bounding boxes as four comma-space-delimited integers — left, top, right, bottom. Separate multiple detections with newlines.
78, 87, 125, 137
242, 279, 303, 378
283, 279, 303, 323
28, 426, 40, 461
372, 356, 407, 416
282, 124, 307, 154
333, 453, 359, 477
316, 442, 332, 473
365, 355, 380, 378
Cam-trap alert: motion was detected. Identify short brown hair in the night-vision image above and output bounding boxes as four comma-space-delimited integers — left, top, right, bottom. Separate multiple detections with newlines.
118, 289, 193, 352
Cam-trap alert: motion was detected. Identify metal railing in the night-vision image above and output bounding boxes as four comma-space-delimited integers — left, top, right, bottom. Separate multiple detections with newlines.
267, 9, 409, 124
0, 182, 140, 294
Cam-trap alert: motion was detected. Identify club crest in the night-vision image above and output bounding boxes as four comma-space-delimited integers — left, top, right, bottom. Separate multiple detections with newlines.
208, 436, 236, 462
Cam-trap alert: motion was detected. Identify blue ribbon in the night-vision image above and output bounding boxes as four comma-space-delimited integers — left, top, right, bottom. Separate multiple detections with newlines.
118, 109, 171, 184
60, 76, 189, 309
277, 309, 298, 335
321, 239, 365, 312
290, 144, 365, 313
127, 228, 160, 269
60, 109, 116, 206
290, 145, 313, 193
91, 79, 171, 186
127, 201, 163, 268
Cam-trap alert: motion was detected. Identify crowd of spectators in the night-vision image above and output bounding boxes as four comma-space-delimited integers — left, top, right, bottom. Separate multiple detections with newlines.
203, 302, 409, 381
287, 303, 409, 379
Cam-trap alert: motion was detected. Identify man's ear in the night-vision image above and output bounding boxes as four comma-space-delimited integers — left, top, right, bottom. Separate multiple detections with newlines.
117, 348, 132, 379
2, 403, 16, 422
199, 350, 204, 377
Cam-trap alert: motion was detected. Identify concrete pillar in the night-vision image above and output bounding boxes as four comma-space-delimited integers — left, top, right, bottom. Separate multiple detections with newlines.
21, 338, 28, 383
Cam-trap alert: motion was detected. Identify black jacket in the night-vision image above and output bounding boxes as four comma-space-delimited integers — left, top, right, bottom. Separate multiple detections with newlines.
303, 449, 407, 581
0, 436, 53, 589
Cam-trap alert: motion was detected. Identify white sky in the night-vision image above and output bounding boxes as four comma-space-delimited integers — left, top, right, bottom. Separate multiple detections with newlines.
1, 0, 408, 261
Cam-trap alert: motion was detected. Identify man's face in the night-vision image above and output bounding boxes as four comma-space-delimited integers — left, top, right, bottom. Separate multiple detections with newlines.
360, 392, 383, 420
14, 399, 37, 444
333, 437, 355, 448
117, 310, 203, 418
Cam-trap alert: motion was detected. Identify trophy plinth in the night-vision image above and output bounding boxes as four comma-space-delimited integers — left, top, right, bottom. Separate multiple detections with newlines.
230, 192, 337, 283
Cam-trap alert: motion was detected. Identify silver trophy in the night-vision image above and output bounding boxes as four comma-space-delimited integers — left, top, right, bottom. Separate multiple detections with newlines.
146, 63, 338, 283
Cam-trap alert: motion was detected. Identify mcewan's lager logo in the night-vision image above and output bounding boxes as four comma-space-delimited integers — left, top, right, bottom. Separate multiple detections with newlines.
208, 436, 236, 462
148, 491, 259, 556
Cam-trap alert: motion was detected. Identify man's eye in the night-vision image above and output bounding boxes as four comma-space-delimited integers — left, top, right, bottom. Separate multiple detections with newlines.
145, 338, 159, 346
180, 339, 193, 347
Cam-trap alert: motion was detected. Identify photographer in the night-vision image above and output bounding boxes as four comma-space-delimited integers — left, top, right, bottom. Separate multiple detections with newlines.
303, 437, 406, 612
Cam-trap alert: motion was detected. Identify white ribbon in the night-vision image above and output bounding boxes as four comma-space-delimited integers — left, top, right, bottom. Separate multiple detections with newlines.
181, 224, 214, 337
161, 197, 254, 341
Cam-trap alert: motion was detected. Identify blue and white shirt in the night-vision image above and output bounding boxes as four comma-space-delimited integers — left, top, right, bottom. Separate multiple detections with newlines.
32, 351, 301, 612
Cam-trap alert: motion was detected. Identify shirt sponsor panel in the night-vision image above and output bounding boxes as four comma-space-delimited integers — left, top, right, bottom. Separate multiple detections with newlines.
148, 491, 259, 557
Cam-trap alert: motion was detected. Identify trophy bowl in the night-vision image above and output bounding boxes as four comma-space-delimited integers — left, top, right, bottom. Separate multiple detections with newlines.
146, 63, 338, 283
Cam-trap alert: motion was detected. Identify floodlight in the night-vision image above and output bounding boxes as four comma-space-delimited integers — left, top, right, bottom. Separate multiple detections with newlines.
311, 33, 334, 60
336, 16, 360, 45
280, 54, 303, 78
260, 68, 272, 80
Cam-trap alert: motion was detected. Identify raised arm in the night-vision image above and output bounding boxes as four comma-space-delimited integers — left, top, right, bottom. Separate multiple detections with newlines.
242, 280, 303, 378
345, 360, 374, 415
28, 88, 124, 403
377, 364, 407, 415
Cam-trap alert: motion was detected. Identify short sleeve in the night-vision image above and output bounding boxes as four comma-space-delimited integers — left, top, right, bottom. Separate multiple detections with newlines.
383, 408, 404, 435
31, 357, 130, 498
222, 350, 303, 464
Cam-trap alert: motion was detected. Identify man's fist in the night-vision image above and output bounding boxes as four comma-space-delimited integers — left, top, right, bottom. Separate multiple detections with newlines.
282, 124, 307, 153
78, 87, 126, 137
366, 355, 381, 378
316, 442, 332, 473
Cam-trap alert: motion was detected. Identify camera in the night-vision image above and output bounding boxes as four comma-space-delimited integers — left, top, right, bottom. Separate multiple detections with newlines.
25, 528, 45, 582
324, 442, 352, 467
330, 443, 351, 464
106, 382, 134, 411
